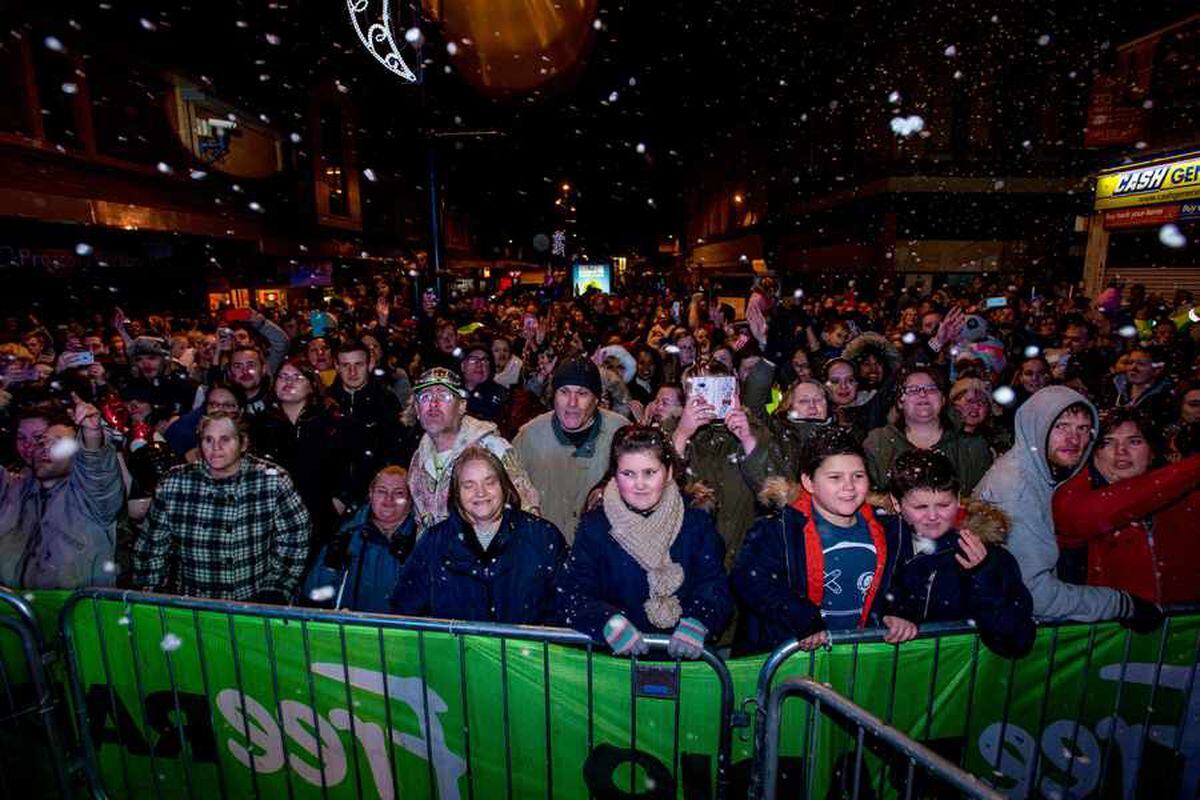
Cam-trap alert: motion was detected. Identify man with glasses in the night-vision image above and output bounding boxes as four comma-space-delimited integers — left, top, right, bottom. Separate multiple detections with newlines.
973, 386, 1161, 629
459, 341, 509, 423
408, 367, 538, 531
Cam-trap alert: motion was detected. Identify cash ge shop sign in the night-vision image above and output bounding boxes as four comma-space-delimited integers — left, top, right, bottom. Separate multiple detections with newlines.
1095, 152, 1200, 210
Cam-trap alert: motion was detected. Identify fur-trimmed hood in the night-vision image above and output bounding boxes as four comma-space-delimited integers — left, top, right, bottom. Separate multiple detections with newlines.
842, 331, 901, 372
957, 497, 1010, 544
757, 476, 1010, 544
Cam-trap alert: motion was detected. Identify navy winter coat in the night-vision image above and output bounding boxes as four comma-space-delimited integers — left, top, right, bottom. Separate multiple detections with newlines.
390, 508, 566, 624
881, 515, 1035, 658
555, 505, 733, 643
730, 494, 901, 656
301, 506, 415, 614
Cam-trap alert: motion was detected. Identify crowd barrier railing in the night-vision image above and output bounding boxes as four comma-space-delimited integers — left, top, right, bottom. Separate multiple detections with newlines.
761, 676, 1004, 800
750, 605, 1200, 800
9, 585, 1198, 799
0, 588, 73, 798
59, 588, 736, 800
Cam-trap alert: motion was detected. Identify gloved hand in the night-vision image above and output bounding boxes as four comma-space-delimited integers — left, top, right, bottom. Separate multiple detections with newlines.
1121, 593, 1164, 635
667, 617, 708, 660
603, 614, 649, 657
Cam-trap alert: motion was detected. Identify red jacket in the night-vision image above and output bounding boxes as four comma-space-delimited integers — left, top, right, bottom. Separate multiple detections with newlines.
1053, 455, 1200, 604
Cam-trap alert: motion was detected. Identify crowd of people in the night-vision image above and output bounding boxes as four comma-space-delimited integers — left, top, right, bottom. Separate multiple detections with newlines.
1, 268, 1198, 659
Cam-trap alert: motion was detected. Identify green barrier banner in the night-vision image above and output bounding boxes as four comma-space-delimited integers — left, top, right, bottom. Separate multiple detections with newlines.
63, 595, 730, 800
0, 590, 71, 685
750, 616, 1200, 799
60, 592, 1200, 800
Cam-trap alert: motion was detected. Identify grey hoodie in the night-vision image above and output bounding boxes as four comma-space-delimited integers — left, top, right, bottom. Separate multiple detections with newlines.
973, 386, 1129, 622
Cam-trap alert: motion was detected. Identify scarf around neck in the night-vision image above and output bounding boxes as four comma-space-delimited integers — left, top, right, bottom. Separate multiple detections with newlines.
552, 413, 602, 457
601, 479, 686, 629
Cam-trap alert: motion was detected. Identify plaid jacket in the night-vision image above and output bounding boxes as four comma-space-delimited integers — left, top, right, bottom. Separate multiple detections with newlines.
134, 455, 311, 601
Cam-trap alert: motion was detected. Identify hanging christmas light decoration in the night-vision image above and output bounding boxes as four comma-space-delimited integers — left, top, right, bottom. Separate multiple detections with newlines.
346, 0, 418, 83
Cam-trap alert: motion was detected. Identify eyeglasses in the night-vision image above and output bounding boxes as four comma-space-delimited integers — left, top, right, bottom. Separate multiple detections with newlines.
277, 373, 309, 383
902, 384, 941, 397
417, 389, 457, 405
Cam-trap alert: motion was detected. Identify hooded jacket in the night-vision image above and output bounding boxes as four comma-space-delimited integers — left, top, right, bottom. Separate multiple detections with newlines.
973, 386, 1128, 622
390, 507, 565, 624
730, 481, 901, 655
408, 415, 540, 531
882, 499, 1035, 658
301, 505, 416, 613
681, 421, 787, 569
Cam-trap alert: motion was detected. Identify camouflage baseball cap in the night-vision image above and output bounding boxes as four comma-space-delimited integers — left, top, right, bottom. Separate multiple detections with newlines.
413, 366, 467, 398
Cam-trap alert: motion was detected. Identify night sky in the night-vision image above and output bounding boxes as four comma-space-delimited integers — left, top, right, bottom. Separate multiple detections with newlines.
16, 0, 1199, 260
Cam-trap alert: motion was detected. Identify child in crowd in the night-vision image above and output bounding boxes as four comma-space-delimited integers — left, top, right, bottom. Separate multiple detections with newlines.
731, 428, 916, 655
884, 450, 1035, 657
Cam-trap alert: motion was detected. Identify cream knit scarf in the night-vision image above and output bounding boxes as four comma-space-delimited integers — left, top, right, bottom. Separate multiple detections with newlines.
601, 479, 686, 629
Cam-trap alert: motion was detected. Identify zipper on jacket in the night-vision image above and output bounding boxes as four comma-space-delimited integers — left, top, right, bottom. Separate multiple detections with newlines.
923, 569, 938, 619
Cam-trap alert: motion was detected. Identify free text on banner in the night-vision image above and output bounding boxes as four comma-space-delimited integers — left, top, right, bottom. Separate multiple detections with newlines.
56, 590, 1200, 800
62, 593, 730, 800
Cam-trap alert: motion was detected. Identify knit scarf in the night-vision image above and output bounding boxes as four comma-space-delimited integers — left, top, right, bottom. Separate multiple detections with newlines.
601, 479, 686, 629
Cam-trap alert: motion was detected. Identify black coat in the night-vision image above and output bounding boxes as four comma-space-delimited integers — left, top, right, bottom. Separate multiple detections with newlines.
555, 505, 733, 644
881, 516, 1035, 658
251, 403, 347, 549
328, 378, 405, 504
390, 508, 567, 624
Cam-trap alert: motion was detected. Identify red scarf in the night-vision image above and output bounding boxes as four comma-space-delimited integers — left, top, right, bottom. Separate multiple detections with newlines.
790, 493, 888, 629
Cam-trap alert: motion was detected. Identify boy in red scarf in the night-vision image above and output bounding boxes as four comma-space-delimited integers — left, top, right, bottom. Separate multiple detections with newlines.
730, 428, 916, 655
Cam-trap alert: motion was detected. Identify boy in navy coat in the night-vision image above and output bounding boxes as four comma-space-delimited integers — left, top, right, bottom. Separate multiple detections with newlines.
731, 429, 916, 655
884, 449, 1035, 658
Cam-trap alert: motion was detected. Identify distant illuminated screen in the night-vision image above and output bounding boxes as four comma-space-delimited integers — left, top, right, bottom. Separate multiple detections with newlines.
573, 262, 612, 295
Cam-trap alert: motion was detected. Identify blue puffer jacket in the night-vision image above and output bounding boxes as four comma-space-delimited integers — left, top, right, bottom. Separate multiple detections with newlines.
390, 508, 566, 624
730, 492, 901, 656
881, 507, 1035, 659
555, 505, 733, 643
301, 506, 416, 614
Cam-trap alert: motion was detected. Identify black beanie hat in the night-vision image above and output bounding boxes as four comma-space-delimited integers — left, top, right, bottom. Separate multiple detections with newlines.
552, 357, 602, 396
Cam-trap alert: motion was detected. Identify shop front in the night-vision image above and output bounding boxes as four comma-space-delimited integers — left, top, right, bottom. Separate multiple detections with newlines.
1084, 150, 1200, 299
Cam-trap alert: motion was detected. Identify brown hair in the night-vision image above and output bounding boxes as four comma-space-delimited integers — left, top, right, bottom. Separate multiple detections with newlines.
603, 424, 685, 490
889, 364, 951, 430
774, 378, 832, 420
196, 413, 250, 444
449, 446, 522, 516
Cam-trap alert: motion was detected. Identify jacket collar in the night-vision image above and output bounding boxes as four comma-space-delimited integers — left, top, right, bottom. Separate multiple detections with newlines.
789, 493, 889, 628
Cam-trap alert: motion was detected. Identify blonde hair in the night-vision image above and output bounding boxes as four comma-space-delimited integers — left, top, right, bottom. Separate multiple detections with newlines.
370, 465, 409, 492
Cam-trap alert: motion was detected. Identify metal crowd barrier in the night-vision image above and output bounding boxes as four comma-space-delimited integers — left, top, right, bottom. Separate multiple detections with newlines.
761, 677, 1004, 800
0, 588, 73, 799
59, 588, 737, 800
750, 604, 1200, 800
